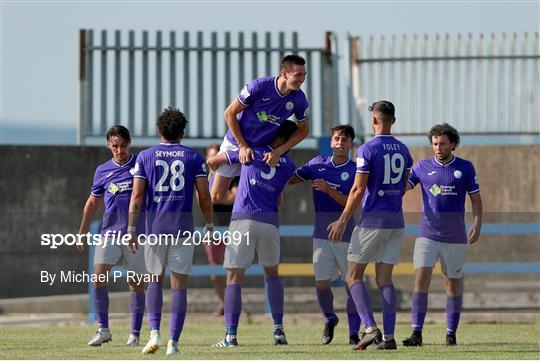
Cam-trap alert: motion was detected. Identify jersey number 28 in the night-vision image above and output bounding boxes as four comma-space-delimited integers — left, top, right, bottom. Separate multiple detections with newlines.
155, 160, 185, 191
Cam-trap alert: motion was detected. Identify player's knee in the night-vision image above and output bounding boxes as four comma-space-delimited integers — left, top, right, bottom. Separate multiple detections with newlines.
129, 281, 145, 294
374, 274, 392, 287
316, 280, 331, 291
264, 266, 279, 277
210, 189, 225, 204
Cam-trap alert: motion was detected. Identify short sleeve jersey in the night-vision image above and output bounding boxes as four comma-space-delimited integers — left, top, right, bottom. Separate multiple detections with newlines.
133, 143, 207, 235
355, 135, 413, 229
225, 76, 310, 147
408, 156, 480, 244
295, 155, 356, 242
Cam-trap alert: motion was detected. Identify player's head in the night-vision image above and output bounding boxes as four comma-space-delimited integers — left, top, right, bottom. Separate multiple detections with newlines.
330, 125, 355, 157
271, 120, 298, 148
368, 100, 395, 132
206, 143, 220, 160
106, 125, 131, 164
280, 54, 307, 91
156, 106, 188, 142
429, 123, 460, 161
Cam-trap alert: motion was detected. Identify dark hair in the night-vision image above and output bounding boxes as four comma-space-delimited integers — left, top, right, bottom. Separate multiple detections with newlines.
280, 54, 306, 72
368, 100, 395, 117
156, 106, 188, 141
275, 120, 298, 142
331, 125, 355, 141
106, 125, 131, 143
428, 123, 460, 147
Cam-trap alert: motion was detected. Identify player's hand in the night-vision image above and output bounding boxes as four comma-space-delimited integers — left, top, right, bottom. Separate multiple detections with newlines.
327, 219, 345, 243
467, 222, 481, 244
312, 179, 331, 194
263, 149, 283, 167
127, 232, 138, 253
76, 233, 87, 253
239, 146, 254, 164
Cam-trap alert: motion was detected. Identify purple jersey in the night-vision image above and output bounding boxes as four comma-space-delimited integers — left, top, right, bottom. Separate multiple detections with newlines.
356, 135, 413, 229
133, 143, 207, 235
225, 76, 309, 147
408, 156, 480, 244
228, 146, 296, 227
91, 154, 145, 235
295, 155, 356, 242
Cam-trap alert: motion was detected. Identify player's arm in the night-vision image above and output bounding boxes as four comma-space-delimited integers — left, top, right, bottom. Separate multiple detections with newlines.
224, 99, 253, 164
328, 173, 368, 242
287, 175, 304, 185
312, 179, 348, 207
402, 170, 411, 194
207, 153, 230, 172
127, 178, 146, 252
264, 121, 309, 167
195, 177, 214, 233
467, 191, 483, 244
76, 195, 103, 252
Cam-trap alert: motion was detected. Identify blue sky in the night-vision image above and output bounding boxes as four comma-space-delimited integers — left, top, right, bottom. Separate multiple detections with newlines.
1, 1, 538, 133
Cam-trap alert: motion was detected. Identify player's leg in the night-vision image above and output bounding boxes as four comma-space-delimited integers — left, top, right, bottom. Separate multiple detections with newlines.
214, 219, 254, 347
313, 239, 339, 344
374, 262, 397, 349
210, 174, 234, 204
333, 240, 361, 344
374, 228, 405, 350
88, 263, 114, 346
211, 137, 240, 204
403, 237, 438, 347
206, 153, 230, 172
122, 246, 148, 347
142, 244, 167, 354
166, 272, 189, 355
440, 242, 466, 346
259, 222, 286, 345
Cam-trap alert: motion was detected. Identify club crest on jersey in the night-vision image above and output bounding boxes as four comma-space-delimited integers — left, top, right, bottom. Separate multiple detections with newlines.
341, 172, 350, 181
285, 101, 294, 111
108, 183, 119, 195
429, 184, 442, 196
454, 170, 462, 179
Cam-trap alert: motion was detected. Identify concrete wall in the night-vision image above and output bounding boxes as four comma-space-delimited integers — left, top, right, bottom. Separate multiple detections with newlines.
0, 144, 538, 298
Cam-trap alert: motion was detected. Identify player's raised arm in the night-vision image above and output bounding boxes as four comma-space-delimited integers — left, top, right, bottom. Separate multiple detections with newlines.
76, 194, 103, 252
328, 172, 368, 242
264, 121, 309, 167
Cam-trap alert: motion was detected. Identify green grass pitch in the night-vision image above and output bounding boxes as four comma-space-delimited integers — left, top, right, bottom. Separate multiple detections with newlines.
1, 321, 539, 359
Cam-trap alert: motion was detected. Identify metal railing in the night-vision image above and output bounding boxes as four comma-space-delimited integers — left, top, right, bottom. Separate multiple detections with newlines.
78, 30, 339, 145
348, 32, 540, 137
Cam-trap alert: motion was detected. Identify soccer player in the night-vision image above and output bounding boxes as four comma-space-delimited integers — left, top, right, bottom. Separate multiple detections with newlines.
288, 125, 362, 345
402, 123, 482, 347
213, 121, 298, 347
126, 107, 213, 355
205, 144, 238, 316
328, 101, 413, 351
210, 54, 310, 205
76, 125, 146, 347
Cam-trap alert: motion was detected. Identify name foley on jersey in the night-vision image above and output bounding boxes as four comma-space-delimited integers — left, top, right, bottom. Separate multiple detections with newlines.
40, 270, 158, 286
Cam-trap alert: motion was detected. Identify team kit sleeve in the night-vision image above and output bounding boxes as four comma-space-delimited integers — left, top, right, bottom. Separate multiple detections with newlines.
293, 95, 310, 122
236, 79, 260, 107
225, 149, 240, 165
408, 164, 420, 188
356, 145, 371, 173
90, 167, 105, 197
133, 153, 147, 180
194, 153, 208, 178
466, 162, 480, 194
294, 161, 313, 182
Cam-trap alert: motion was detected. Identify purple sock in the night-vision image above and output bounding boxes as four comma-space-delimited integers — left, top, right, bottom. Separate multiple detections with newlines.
146, 282, 163, 330
316, 288, 337, 323
411, 292, 429, 332
224, 283, 242, 335
379, 284, 397, 336
94, 286, 109, 329
169, 289, 187, 342
446, 295, 462, 335
266, 276, 284, 326
346, 293, 361, 335
349, 282, 376, 329
130, 292, 145, 337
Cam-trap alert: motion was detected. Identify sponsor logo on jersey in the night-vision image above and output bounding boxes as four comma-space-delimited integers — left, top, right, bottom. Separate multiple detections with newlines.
429, 184, 442, 196
108, 183, 119, 195
240, 86, 250, 100
249, 178, 257, 185
378, 190, 385, 197
356, 157, 365, 167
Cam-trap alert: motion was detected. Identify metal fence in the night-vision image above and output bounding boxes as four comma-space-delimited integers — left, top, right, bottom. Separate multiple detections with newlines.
78, 30, 339, 145
348, 32, 540, 137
